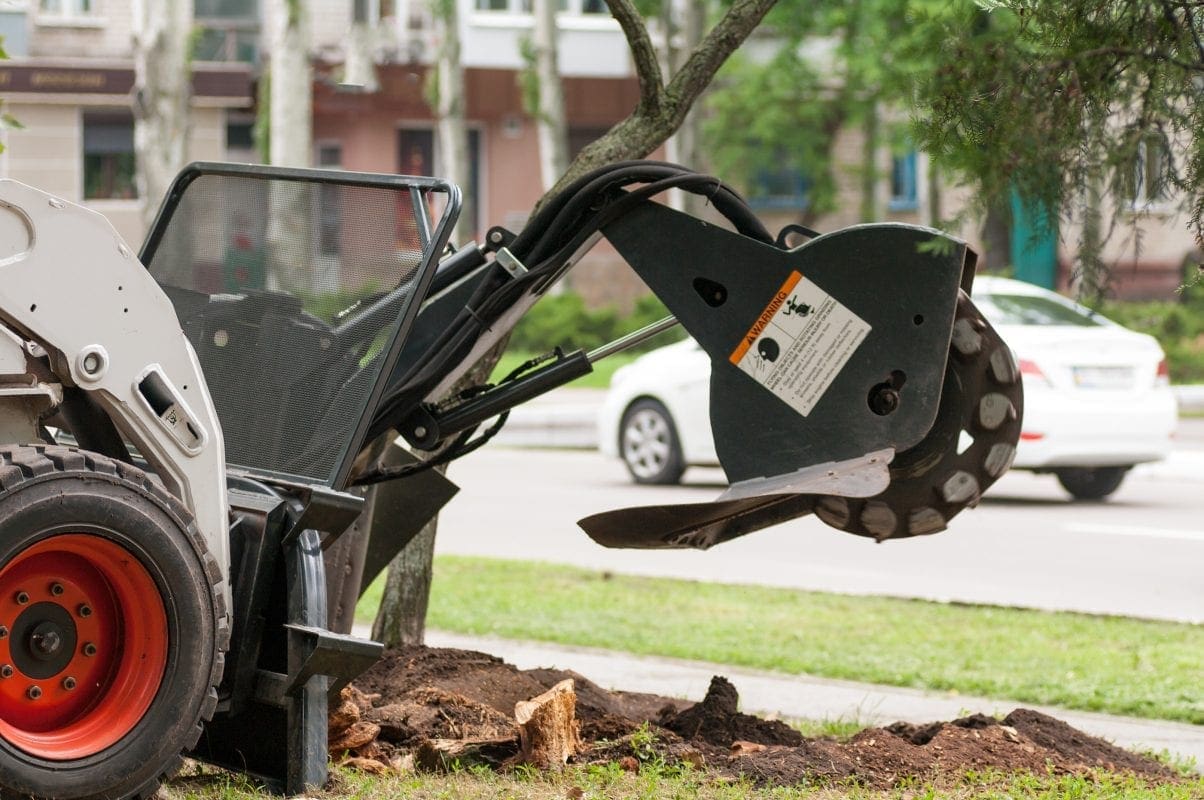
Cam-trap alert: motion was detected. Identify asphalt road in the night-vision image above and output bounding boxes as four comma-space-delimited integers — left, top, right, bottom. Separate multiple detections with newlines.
435, 439, 1204, 624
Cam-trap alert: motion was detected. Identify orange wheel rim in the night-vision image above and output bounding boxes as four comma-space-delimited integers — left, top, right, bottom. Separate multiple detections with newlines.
0, 534, 168, 760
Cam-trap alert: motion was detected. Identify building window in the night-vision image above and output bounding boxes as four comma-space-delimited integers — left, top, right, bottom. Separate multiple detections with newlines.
83, 110, 137, 200
1130, 136, 1171, 207
475, 0, 601, 13
747, 165, 810, 211
889, 149, 918, 212
568, 127, 609, 160
354, 0, 396, 23
317, 144, 343, 257
194, 0, 259, 62
38, 0, 95, 20
398, 128, 482, 237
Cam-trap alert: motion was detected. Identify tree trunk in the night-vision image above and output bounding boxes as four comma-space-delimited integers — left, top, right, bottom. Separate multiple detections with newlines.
370, 0, 778, 646
926, 157, 942, 228
369, 0, 472, 647
514, 679, 581, 770
434, 0, 472, 243
662, 0, 706, 215
533, 0, 568, 192
131, 0, 192, 231
980, 200, 1012, 272
267, 0, 312, 168
859, 99, 878, 223
345, 20, 381, 92
371, 494, 439, 646
265, 0, 314, 292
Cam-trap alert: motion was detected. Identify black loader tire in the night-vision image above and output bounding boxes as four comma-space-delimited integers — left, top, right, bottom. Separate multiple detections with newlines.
0, 445, 227, 800
1055, 466, 1128, 501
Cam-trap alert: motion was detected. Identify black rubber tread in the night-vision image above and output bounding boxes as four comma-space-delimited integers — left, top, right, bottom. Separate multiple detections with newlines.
813, 292, 1025, 541
1054, 466, 1129, 501
0, 444, 228, 800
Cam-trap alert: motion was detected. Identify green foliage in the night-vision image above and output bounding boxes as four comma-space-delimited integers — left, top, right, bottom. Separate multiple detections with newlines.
909, 0, 1204, 290
161, 762, 1204, 799
0, 37, 13, 155
517, 35, 542, 121
507, 291, 684, 354
253, 71, 270, 164
1102, 298, 1204, 384
704, 50, 838, 215
704, 0, 928, 220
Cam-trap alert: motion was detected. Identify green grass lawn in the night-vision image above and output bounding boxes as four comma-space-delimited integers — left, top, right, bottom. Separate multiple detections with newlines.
358, 557, 1204, 725
164, 763, 1204, 800
490, 350, 638, 389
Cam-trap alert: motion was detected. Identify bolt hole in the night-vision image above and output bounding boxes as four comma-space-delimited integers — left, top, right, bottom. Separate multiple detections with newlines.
123, 308, 128, 313
693, 277, 728, 308
913, 314, 924, 326
29, 304, 36, 312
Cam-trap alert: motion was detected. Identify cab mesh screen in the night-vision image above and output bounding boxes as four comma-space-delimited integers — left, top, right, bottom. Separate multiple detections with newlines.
143, 171, 448, 486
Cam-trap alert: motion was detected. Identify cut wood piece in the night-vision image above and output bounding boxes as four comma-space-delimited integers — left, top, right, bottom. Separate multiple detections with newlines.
328, 692, 361, 735
328, 721, 381, 753
415, 736, 520, 772
514, 678, 582, 770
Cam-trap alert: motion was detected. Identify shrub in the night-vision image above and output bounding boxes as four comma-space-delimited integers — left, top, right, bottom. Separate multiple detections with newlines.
509, 292, 685, 354
1101, 300, 1204, 384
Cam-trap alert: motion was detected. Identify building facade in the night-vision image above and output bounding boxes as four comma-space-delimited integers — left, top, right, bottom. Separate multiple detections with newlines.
0, 0, 1194, 303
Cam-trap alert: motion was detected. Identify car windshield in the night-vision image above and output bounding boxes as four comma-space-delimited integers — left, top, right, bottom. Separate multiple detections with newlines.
974, 293, 1102, 327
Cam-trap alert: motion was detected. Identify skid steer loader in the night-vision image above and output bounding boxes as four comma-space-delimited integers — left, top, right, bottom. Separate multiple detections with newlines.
0, 161, 1020, 799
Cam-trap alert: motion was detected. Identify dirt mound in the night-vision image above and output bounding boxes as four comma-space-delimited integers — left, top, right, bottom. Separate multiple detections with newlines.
660, 676, 803, 747
337, 645, 1179, 789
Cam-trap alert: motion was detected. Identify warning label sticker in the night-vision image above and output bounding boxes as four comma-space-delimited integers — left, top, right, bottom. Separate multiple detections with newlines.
729, 271, 871, 417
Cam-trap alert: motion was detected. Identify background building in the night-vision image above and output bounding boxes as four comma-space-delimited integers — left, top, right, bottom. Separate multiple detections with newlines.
0, 0, 1195, 303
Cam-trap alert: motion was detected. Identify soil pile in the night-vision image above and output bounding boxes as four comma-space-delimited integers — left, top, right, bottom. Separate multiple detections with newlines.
330, 645, 1179, 788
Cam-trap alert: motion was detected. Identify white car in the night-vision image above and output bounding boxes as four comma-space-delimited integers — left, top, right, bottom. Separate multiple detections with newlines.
598, 276, 1178, 500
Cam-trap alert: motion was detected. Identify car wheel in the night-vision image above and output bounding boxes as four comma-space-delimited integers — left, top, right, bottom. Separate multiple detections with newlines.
620, 399, 686, 485
1054, 466, 1129, 500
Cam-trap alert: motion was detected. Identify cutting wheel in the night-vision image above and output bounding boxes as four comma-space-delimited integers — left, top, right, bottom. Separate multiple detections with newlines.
813, 291, 1024, 540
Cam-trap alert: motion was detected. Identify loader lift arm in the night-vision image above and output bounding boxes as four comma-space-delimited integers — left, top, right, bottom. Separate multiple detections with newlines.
0, 159, 1020, 800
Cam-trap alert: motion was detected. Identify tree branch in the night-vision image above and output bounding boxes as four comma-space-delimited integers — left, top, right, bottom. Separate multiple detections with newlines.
604, 0, 664, 114
665, 0, 778, 115
536, 0, 778, 205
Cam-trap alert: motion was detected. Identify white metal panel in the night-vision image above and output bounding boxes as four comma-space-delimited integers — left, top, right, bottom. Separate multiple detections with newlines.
0, 178, 230, 598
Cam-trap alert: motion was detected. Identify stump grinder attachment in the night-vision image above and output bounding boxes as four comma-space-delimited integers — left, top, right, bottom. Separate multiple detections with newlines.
0, 160, 1020, 799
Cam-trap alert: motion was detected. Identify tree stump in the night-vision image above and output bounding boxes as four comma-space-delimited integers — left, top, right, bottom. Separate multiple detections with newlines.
514, 678, 581, 770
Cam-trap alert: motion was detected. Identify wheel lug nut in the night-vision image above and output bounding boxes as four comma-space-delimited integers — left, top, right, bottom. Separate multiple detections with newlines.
62, 676, 76, 691
82, 642, 97, 657
1, 665, 13, 678
49, 583, 64, 596
77, 604, 92, 618
14, 591, 29, 605
27, 685, 41, 700
0, 625, 7, 639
